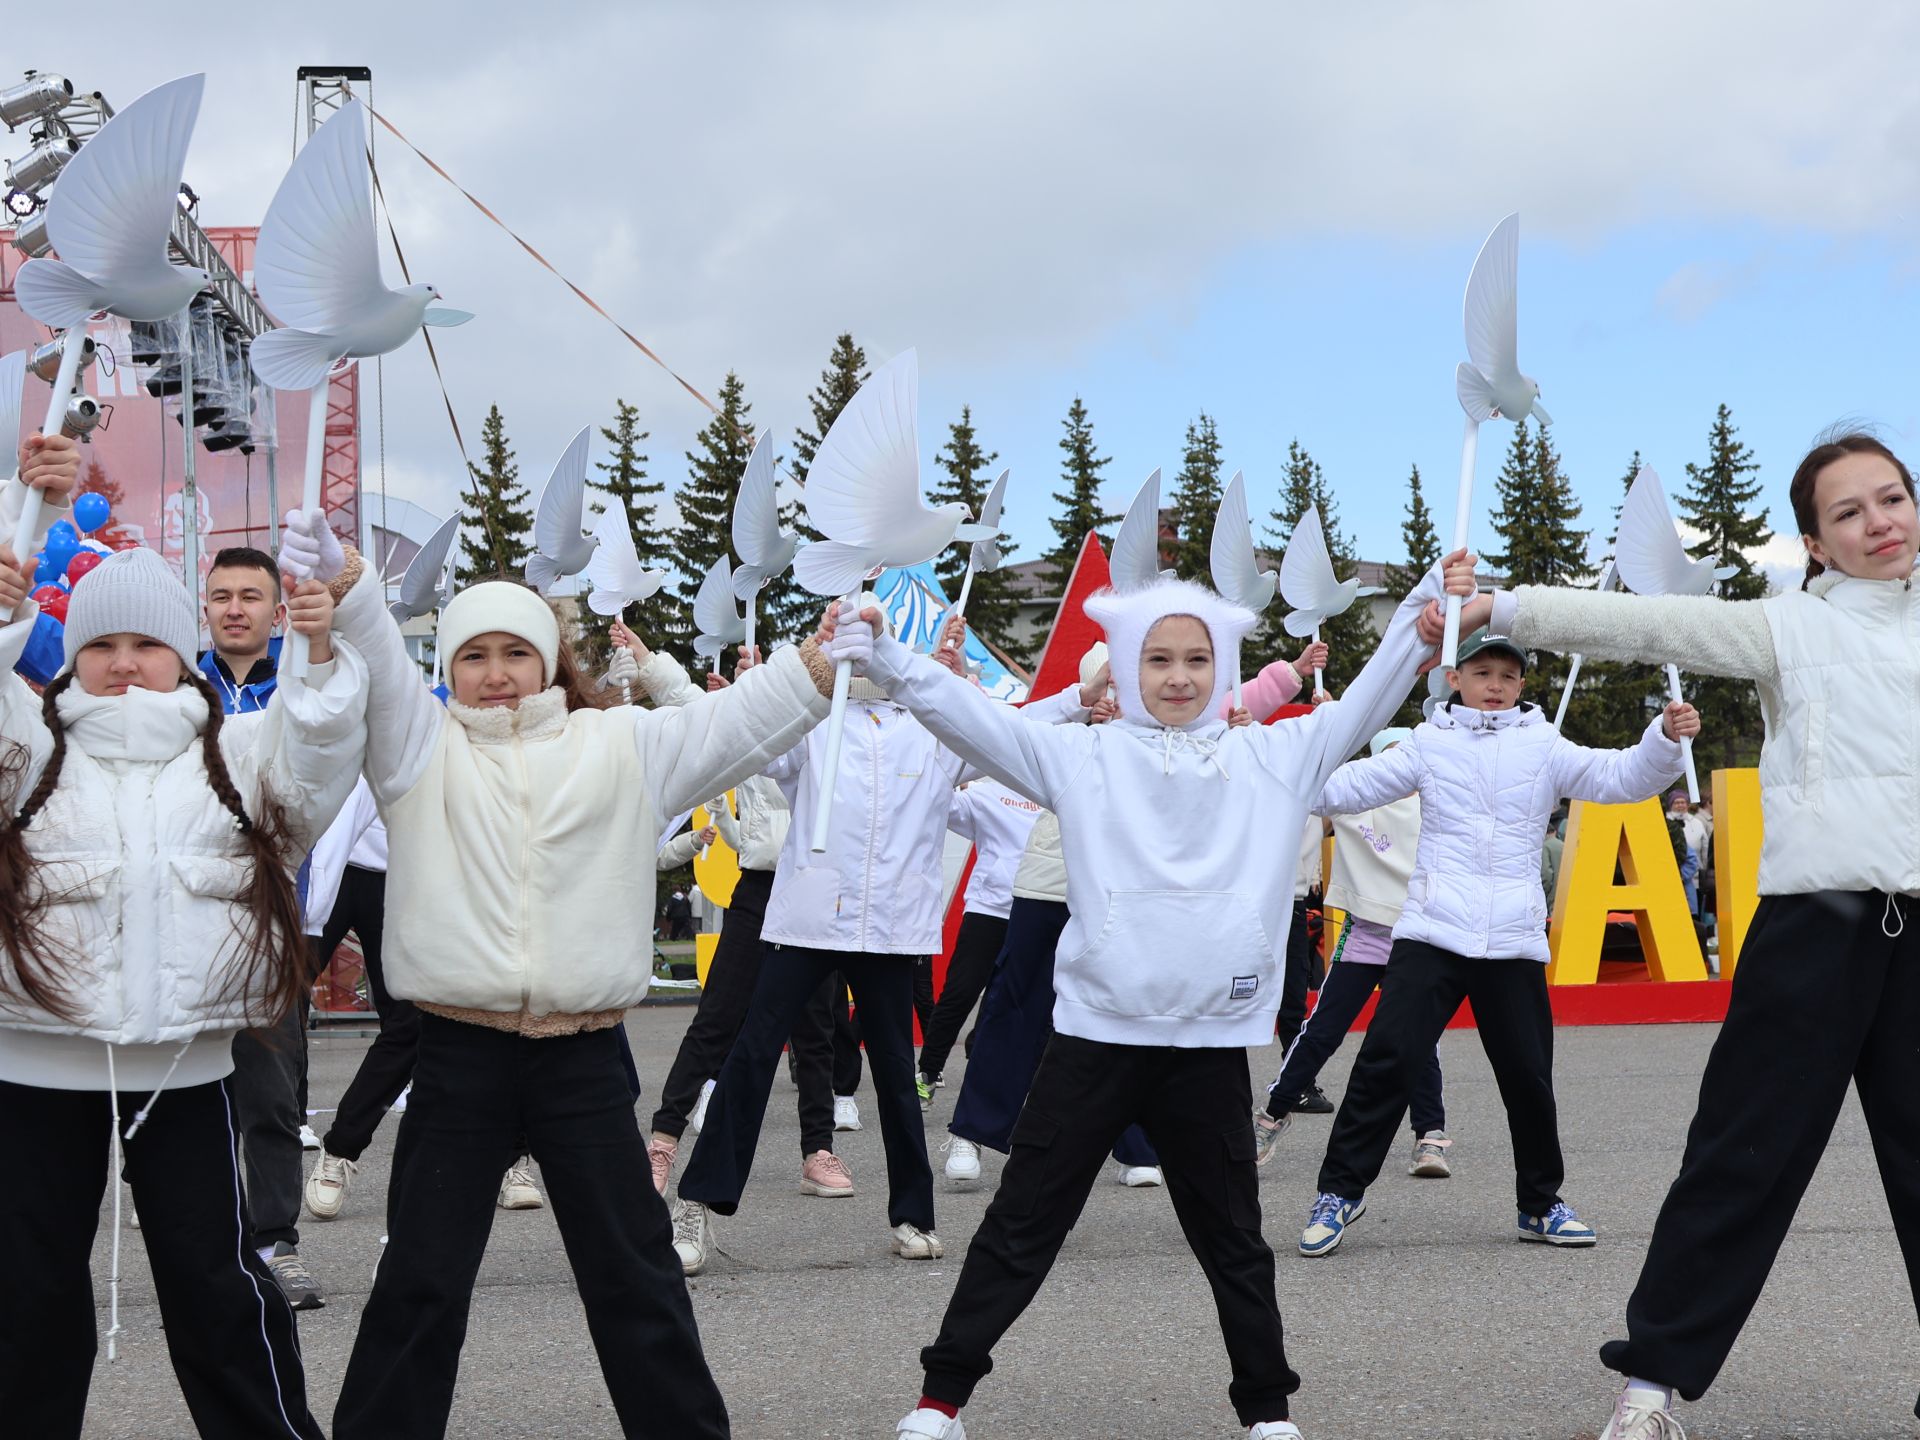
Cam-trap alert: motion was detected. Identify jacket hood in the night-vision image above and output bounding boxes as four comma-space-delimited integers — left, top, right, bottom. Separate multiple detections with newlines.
1083, 578, 1254, 731
1428, 700, 1546, 734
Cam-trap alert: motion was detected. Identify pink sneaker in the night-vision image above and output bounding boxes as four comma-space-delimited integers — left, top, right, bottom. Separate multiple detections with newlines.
800, 1149, 855, 1197
648, 1137, 677, 1196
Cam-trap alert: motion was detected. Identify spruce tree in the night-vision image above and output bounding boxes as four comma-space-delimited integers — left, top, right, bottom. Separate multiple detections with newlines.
1259, 439, 1376, 679
664, 372, 756, 672
1484, 420, 1589, 717
577, 398, 673, 662
1042, 395, 1113, 594
1383, 464, 1441, 597
930, 406, 1027, 665
1679, 404, 1771, 766
773, 336, 871, 641
1167, 412, 1224, 580
455, 403, 532, 584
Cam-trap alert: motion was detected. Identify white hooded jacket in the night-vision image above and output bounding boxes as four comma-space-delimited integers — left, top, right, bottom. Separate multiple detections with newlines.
864, 567, 1450, 1047
1314, 702, 1683, 963
947, 778, 1045, 919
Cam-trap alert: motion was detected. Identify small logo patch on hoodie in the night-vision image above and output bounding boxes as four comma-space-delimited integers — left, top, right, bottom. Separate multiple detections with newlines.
1230, 975, 1259, 1000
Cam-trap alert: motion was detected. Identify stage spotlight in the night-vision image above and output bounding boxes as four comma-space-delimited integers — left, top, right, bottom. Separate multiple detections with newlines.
11, 206, 51, 257
26, 333, 97, 382
177, 181, 198, 215
0, 73, 72, 129
60, 394, 102, 441
4, 134, 77, 195
5, 187, 36, 218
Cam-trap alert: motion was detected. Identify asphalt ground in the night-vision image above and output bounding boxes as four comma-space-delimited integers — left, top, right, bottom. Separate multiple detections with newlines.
78, 1007, 1920, 1439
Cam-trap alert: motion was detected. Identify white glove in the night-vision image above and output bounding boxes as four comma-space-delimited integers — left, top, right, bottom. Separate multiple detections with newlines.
604, 647, 641, 691
829, 602, 875, 673
279, 508, 346, 584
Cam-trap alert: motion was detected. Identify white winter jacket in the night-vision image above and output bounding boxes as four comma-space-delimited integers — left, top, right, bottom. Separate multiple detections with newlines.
1325, 792, 1422, 932
0, 603, 369, 1090
1494, 573, 1920, 898
760, 685, 1086, 956
330, 570, 830, 1016
1315, 703, 1683, 963
635, 651, 790, 872
947, 779, 1045, 919
1010, 811, 1067, 904
863, 565, 1449, 1047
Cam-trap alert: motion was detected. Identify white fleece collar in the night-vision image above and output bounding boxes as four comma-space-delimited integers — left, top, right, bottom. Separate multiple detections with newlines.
447, 686, 571, 744
56, 681, 208, 764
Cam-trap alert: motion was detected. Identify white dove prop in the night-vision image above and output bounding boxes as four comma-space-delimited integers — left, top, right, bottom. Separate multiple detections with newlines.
13, 74, 211, 329
1109, 468, 1173, 592
1550, 560, 1616, 732
792, 348, 991, 852
945, 467, 1009, 645
1443, 212, 1550, 667
729, 430, 798, 656
1279, 504, 1382, 698
1208, 470, 1276, 708
583, 498, 670, 618
252, 96, 471, 678
387, 511, 460, 685
1613, 466, 1735, 802
691, 554, 748, 675
0, 351, 23, 485
525, 425, 598, 594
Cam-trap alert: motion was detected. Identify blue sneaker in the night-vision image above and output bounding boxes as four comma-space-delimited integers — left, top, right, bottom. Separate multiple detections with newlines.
1298, 1191, 1365, 1256
1518, 1201, 1596, 1246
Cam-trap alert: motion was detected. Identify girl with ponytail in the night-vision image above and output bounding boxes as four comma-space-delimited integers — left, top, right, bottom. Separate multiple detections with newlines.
0, 449, 371, 1440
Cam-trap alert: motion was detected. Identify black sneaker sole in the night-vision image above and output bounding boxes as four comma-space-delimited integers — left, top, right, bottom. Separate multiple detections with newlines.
1294, 1092, 1335, 1115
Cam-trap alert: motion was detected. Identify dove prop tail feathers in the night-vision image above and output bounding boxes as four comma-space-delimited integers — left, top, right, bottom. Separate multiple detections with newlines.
11, 265, 113, 333
692, 556, 747, 676
248, 327, 346, 393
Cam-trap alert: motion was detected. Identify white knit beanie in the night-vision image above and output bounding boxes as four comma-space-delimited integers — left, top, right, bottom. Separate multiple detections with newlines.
63, 547, 200, 672
438, 581, 561, 685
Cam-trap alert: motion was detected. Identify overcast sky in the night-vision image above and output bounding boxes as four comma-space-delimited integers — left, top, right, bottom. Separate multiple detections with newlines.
12, 1, 1920, 589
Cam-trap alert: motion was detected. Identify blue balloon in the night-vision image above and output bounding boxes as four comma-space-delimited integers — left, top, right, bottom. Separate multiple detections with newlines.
45, 519, 79, 550
33, 553, 60, 585
73, 492, 111, 534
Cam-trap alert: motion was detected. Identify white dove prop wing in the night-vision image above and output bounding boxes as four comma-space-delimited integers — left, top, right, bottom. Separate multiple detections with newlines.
1462, 212, 1520, 388
691, 555, 747, 664
1615, 466, 1718, 598
583, 500, 668, 617
14, 74, 208, 327
526, 424, 597, 593
0, 351, 24, 482
1278, 505, 1345, 631
1209, 471, 1275, 613
1109, 469, 1169, 592
799, 349, 920, 551
253, 97, 384, 336
730, 430, 797, 597
388, 512, 461, 622
971, 468, 1010, 574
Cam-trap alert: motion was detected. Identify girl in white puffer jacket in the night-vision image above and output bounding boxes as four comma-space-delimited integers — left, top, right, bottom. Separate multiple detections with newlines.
1453, 431, 1920, 1440
0, 460, 365, 1440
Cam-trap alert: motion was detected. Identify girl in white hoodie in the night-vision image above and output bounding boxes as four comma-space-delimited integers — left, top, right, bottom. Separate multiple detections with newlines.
0, 457, 366, 1440
1452, 431, 1920, 1440
284, 512, 867, 1440
864, 554, 1475, 1440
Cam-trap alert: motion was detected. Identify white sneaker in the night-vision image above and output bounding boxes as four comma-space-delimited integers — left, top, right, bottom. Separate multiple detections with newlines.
688, 1077, 715, 1133
1118, 1164, 1164, 1187
834, 1095, 863, 1132
299, 1123, 321, 1150
1248, 1423, 1303, 1439
390, 1082, 410, 1113
1598, 1392, 1686, 1438
497, 1164, 544, 1210
889, 1221, 944, 1260
1409, 1130, 1452, 1178
897, 1408, 966, 1439
305, 1152, 357, 1220
942, 1135, 982, 1184
673, 1200, 713, 1275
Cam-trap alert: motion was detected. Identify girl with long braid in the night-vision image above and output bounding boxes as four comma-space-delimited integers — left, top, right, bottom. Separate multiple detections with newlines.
0, 443, 371, 1440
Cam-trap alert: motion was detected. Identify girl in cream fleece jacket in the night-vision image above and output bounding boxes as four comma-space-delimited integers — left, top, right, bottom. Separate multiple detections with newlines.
873, 555, 1471, 1440
290, 510, 866, 1440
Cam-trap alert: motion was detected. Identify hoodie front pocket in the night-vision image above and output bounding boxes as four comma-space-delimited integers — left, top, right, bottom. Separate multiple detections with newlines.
1065, 890, 1271, 1021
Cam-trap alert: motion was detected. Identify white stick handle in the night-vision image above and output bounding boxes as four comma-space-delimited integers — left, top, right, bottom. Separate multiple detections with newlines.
810, 592, 857, 854
3, 328, 89, 622
1664, 663, 1699, 803
1552, 653, 1584, 731
1441, 414, 1480, 666
620, 680, 632, 706
743, 594, 757, 658
283, 382, 329, 680
953, 553, 976, 622
1312, 623, 1326, 699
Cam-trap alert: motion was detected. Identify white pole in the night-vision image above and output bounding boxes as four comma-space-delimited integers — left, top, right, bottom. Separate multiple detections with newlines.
809, 590, 857, 854
1312, 622, 1326, 699
283, 380, 329, 679
743, 592, 757, 659
180, 311, 201, 595
1551, 654, 1583, 731
1441, 413, 1480, 666
3, 327, 88, 621
1665, 663, 1700, 803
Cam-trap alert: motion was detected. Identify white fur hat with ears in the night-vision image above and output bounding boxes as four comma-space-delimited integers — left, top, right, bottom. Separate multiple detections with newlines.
1083, 578, 1256, 728
1077, 641, 1109, 688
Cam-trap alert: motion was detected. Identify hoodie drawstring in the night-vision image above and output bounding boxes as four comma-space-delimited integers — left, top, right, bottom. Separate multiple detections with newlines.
124, 1038, 194, 1140
1885, 894, 1907, 939
104, 1044, 124, 1362
1156, 728, 1232, 779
